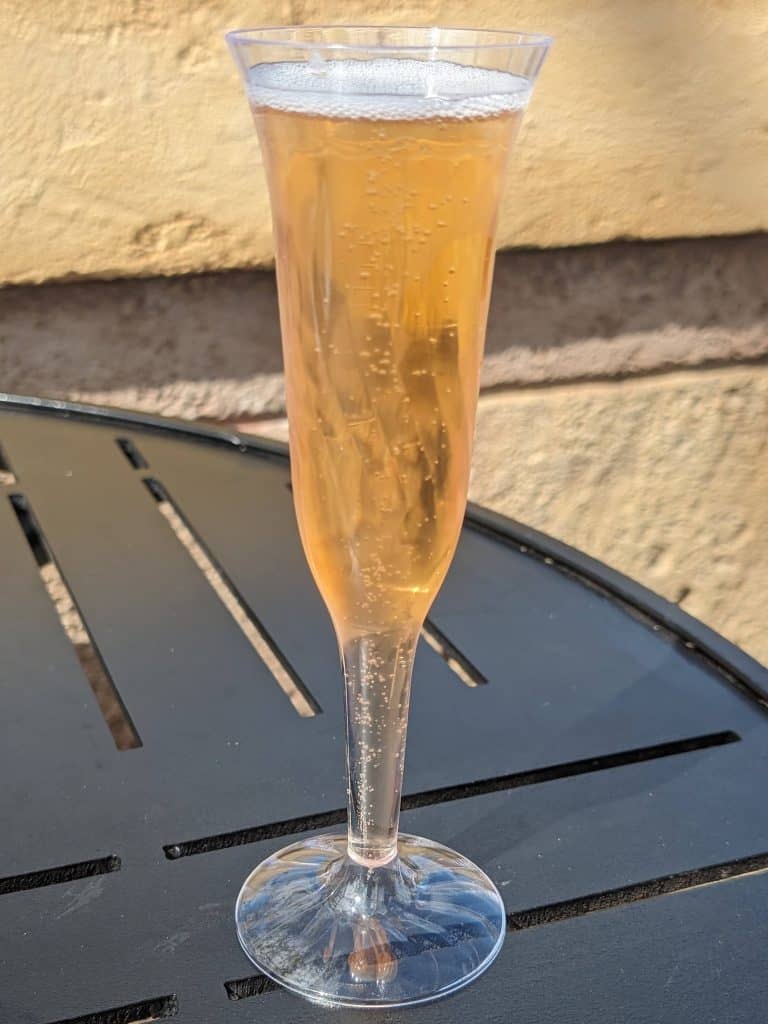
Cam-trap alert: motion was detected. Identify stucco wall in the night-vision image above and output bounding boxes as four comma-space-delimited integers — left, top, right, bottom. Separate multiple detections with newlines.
3, 1, 767, 284
2, 235, 765, 418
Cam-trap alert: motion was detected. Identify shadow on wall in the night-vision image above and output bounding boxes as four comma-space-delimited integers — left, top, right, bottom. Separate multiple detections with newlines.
0, 233, 766, 420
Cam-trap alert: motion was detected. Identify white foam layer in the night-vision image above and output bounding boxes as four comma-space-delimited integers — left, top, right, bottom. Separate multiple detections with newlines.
247, 58, 530, 120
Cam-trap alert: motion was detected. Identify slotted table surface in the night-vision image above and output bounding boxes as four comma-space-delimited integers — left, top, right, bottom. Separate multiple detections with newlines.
1, 394, 768, 1024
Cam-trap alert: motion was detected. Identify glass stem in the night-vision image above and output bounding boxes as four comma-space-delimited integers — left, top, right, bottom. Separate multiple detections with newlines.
341, 626, 420, 867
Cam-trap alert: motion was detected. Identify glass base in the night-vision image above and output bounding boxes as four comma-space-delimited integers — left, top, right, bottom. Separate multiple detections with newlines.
234, 833, 505, 1008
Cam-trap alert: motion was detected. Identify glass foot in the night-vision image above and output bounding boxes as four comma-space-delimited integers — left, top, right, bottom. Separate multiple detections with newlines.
235, 833, 505, 1008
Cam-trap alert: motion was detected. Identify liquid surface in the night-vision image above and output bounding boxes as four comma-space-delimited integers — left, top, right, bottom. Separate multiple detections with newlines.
248, 57, 530, 119
252, 59, 523, 638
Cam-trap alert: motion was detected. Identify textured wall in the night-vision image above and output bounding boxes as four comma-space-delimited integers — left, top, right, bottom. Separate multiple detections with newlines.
3, 1, 767, 284
2, 235, 766, 419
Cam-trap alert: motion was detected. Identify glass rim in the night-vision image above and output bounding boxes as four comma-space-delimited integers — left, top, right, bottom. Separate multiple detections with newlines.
225, 24, 554, 53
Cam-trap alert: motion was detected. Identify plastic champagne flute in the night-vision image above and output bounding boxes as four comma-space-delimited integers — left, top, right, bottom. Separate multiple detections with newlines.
226, 24, 551, 1008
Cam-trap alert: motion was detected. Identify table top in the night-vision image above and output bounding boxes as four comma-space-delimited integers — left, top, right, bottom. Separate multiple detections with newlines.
1, 393, 767, 1024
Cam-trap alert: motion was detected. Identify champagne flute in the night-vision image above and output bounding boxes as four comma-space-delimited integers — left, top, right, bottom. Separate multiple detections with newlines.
227, 24, 551, 1008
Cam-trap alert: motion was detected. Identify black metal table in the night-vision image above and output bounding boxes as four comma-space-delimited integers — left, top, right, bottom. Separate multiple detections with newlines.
1, 393, 767, 1024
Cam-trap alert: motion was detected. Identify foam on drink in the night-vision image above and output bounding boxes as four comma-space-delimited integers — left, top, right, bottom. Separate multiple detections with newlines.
247, 57, 530, 120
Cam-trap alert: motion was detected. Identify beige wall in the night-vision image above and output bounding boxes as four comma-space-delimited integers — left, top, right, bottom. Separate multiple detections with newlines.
3, 1, 767, 284
2, 235, 765, 418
